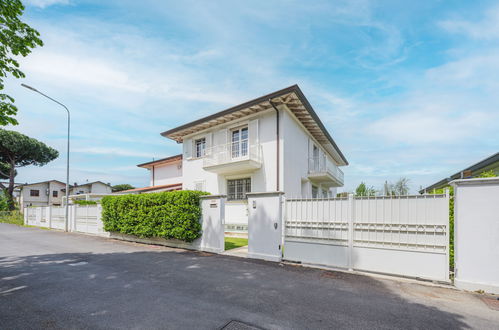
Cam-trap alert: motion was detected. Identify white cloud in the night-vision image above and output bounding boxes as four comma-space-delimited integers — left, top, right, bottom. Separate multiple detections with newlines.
26, 0, 70, 8
439, 5, 499, 40
72, 147, 154, 158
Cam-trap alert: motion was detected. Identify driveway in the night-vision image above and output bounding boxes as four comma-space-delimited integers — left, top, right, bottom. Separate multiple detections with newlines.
1, 223, 498, 329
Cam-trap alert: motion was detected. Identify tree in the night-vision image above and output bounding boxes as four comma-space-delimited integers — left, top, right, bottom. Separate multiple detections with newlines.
0, 129, 58, 209
477, 170, 497, 178
355, 182, 376, 197
0, 0, 43, 126
112, 183, 135, 192
393, 177, 410, 196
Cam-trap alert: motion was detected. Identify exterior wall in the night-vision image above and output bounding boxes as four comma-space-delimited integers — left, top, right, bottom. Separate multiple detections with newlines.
151, 162, 183, 186
20, 181, 66, 208
453, 178, 499, 294
181, 110, 279, 195
280, 107, 339, 198
90, 182, 112, 194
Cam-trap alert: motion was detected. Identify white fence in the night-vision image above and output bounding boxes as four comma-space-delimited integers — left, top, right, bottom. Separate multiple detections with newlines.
24, 205, 109, 237
284, 193, 450, 281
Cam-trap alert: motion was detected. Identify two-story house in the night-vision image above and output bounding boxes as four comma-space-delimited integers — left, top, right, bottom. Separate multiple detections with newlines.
18, 180, 67, 209
136, 85, 348, 229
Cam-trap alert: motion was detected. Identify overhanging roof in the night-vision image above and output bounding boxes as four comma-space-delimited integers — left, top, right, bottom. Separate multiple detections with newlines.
161, 85, 348, 166
137, 154, 183, 169
420, 152, 499, 193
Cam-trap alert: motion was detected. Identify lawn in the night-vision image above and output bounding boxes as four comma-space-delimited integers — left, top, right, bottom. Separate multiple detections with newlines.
0, 211, 24, 226
224, 237, 248, 250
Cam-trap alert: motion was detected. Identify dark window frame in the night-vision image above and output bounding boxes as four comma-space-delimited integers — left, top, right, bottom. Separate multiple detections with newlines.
227, 178, 251, 201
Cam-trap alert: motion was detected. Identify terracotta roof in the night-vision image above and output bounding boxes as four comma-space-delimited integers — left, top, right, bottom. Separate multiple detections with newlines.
137, 154, 183, 168
120, 183, 182, 193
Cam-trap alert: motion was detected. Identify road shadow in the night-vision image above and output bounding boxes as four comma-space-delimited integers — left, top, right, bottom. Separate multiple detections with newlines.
0, 248, 473, 329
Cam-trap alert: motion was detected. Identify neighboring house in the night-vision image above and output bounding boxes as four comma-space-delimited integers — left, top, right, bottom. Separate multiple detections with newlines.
18, 180, 67, 209
420, 152, 499, 193
70, 181, 113, 195
136, 85, 348, 229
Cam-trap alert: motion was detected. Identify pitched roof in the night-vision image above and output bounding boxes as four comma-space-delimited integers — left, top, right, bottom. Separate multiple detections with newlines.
73, 181, 112, 188
420, 152, 499, 193
161, 85, 348, 166
137, 154, 183, 168
119, 183, 182, 193
19, 180, 67, 188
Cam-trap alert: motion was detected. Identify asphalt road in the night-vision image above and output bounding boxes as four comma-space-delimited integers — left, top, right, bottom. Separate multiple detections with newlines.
1, 223, 498, 330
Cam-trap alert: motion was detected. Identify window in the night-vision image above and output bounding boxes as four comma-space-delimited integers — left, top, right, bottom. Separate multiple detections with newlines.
194, 180, 205, 191
194, 138, 206, 158
231, 126, 248, 158
52, 190, 58, 197
30, 189, 40, 197
227, 178, 251, 201
311, 186, 318, 199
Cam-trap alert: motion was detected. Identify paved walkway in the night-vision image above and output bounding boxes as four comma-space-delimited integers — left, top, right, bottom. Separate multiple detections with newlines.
1, 223, 498, 329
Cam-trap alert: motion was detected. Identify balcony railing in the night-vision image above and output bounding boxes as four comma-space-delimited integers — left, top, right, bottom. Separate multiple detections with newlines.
308, 156, 344, 184
203, 140, 262, 169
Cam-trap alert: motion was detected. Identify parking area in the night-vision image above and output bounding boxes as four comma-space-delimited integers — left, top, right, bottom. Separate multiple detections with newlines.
1, 223, 498, 329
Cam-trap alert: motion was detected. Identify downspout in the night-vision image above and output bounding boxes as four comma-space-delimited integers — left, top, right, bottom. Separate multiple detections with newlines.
269, 100, 280, 191
152, 165, 155, 186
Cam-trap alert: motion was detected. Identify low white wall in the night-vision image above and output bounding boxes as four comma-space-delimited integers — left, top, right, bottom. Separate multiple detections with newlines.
24, 195, 225, 254
247, 192, 284, 262
453, 178, 499, 294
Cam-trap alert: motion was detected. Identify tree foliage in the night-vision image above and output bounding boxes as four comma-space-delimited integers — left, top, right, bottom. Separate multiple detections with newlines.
355, 182, 376, 197
477, 170, 497, 178
0, 0, 43, 126
112, 183, 135, 192
0, 128, 58, 209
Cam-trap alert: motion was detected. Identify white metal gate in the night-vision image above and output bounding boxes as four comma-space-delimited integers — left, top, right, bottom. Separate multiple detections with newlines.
284, 193, 450, 281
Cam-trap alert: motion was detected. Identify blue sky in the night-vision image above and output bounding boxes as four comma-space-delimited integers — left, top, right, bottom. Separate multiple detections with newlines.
5, 0, 499, 192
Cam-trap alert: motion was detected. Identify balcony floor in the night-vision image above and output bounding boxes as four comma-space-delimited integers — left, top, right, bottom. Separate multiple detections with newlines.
203, 158, 261, 175
308, 172, 343, 187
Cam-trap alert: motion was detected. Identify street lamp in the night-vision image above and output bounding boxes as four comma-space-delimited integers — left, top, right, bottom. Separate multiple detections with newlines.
21, 83, 71, 232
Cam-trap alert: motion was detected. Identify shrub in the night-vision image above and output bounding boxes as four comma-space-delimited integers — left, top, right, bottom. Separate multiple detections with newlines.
74, 200, 98, 205
101, 190, 208, 242
429, 187, 454, 271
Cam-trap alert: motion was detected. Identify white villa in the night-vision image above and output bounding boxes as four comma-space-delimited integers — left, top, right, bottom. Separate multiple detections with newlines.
135, 85, 348, 229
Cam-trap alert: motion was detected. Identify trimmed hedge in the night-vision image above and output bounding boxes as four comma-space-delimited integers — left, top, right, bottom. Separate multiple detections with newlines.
74, 200, 98, 205
101, 190, 207, 242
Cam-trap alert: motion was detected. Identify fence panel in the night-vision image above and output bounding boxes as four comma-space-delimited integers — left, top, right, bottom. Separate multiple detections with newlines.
283, 193, 449, 281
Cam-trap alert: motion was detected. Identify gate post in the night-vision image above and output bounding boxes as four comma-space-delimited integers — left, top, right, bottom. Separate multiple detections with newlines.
198, 195, 225, 253
348, 193, 355, 271
247, 191, 284, 262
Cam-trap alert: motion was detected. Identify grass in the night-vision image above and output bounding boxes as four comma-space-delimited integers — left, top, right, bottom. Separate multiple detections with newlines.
0, 211, 24, 226
224, 237, 248, 250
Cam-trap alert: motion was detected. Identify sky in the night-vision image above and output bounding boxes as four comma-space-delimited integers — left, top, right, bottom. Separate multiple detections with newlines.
4, 0, 499, 193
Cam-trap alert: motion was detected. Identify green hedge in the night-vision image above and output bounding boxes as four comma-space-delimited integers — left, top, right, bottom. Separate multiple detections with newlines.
101, 190, 208, 242
74, 200, 98, 205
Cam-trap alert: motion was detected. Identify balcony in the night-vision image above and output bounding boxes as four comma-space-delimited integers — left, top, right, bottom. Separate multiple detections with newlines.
308, 157, 344, 186
203, 140, 262, 174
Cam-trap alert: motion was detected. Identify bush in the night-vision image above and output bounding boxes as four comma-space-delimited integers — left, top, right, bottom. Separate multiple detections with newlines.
429, 187, 454, 271
101, 190, 208, 242
74, 200, 98, 205
0, 194, 8, 211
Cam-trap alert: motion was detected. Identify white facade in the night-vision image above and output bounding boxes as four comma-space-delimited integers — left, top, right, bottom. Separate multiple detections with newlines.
19, 180, 66, 209
70, 181, 112, 195
138, 86, 347, 227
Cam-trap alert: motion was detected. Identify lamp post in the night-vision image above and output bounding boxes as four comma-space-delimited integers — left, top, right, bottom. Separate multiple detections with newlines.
21, 83, 71, 232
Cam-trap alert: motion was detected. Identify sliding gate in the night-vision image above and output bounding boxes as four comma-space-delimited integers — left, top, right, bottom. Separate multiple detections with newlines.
283, 193, 450, 281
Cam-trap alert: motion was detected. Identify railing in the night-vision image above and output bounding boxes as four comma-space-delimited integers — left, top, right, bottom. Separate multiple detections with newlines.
203, 140, 261, 168
308, 157, 344, 183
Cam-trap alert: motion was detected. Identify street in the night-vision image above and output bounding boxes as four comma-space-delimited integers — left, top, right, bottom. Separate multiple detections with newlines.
1, 223, 498, 329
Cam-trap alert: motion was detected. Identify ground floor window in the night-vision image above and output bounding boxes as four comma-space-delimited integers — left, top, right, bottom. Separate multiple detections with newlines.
227, 178, 251, 200
311, 185, 318, 198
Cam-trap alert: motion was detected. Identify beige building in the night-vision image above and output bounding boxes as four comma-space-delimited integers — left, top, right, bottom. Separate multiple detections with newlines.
18, 180, 67, 209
